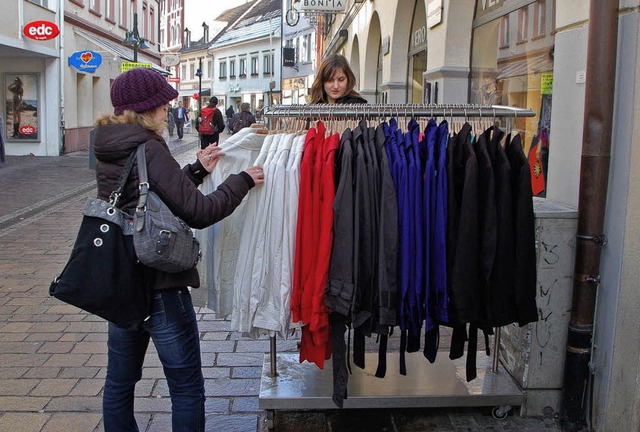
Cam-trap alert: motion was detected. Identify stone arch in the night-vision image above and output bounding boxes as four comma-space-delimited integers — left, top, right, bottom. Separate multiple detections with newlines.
349, 36, 361, 90
361, 11, 382, 99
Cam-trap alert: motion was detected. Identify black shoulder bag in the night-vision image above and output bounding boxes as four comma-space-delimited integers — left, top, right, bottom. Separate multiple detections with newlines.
49, 152, 150, 329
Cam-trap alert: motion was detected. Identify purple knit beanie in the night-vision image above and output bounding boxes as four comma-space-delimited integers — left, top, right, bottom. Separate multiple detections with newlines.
110, 67, 179, 115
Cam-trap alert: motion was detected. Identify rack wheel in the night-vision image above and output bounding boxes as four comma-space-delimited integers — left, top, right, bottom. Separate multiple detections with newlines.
492, 405, 512, 420
266, 410, 275, 430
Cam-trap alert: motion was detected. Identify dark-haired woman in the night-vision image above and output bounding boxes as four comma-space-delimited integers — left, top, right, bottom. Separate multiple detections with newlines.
309, 54, 367, 104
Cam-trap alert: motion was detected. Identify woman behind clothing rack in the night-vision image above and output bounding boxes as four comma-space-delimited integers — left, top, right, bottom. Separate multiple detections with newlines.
310, 54, 368, 105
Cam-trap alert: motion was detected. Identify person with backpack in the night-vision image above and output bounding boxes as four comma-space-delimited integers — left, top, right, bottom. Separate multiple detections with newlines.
197, 96, 225, 149
231, 102, 256, 134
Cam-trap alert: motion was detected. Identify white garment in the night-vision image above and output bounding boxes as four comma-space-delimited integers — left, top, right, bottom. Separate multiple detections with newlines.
231, 134, 280, 334
193, 129, 266, 314
252, 133, 296, 334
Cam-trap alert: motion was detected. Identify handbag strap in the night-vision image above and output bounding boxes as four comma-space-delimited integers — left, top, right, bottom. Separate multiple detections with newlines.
109, 150, 138, 206
134, 143, 150, 231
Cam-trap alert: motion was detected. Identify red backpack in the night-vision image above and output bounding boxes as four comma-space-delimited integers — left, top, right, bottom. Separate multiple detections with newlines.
198, 107, 218, 135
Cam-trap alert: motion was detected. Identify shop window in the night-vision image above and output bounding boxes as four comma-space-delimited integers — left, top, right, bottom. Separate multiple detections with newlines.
471, 2, 555, 197
190, 64, 195, 79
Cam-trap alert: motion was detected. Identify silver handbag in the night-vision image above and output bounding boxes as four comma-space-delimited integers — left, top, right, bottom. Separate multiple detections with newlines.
133, 143, 201, 273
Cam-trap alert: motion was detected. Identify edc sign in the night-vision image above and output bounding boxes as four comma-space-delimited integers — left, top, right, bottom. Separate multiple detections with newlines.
23, 21, 60, 41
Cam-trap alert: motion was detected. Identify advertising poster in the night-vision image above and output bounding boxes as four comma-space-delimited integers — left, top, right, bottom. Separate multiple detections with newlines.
4, 73, 39, 141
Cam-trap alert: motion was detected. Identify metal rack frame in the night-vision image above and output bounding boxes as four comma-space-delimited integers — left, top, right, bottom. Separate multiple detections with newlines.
259, 103, 536, 428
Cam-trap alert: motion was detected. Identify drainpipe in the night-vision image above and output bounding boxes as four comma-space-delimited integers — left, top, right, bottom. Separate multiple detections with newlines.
559, 1, 618, 431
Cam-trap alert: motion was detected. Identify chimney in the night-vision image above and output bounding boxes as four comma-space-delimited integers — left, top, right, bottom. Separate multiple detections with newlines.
202, 22, 209, 44
184, 27, 191, 47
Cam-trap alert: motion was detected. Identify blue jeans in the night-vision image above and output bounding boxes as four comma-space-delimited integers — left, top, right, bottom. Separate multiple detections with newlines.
103, 289, 205, 432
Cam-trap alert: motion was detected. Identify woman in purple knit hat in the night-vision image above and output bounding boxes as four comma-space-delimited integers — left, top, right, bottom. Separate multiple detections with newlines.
93, 67, 264, 432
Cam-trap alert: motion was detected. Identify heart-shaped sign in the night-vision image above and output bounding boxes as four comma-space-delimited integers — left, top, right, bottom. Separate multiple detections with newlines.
81, 52, 93, 63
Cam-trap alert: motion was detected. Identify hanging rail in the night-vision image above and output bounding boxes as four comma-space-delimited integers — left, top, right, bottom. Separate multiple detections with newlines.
263, 103, 536, 119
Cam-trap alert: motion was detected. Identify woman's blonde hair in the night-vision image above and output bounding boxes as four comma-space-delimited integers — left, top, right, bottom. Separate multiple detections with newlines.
95, 109, 166, 136
310, 54, 361, 104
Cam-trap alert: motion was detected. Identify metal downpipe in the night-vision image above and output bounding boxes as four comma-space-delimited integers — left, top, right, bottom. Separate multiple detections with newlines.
559, 1, 619, 431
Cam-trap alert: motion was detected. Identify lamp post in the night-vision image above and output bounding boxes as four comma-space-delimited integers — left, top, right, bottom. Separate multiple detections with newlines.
196, 58, 203, 118
123, 13, 149, 63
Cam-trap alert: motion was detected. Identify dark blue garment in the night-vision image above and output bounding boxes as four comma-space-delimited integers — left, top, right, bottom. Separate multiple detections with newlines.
433, 120, 449, 324
104, 289, 205, 432
423, 119, 438, 333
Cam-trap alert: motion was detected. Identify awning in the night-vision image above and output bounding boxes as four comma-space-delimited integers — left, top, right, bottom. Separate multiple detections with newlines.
497, 52, 553, 80
73, 28, 168, 75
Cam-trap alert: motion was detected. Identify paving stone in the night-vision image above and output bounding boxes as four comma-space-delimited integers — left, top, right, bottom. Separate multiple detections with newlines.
37, 341, 75, 354
0, 396, 50, 411
30, 379, 78, 397
217, 352, 264, 367
84, 354, 107, 367
68, 378, 103, 396
41, 412, 101, 432
70, 341, 106, 355
0, 379, 39, 396
204, 378, 260, 397
204, 413, 258, 432
25, 333, 63, 342
231, 366, 262, 379
43, 353, 90, 367
58, 366, 101, 379
234, 340, 271, 353
134, 396, 172, 412
206, 397, 230, 413
0, 367, 29, 378
133, 379, 155, 397
2, 341, 43, 353
43, 395, 102, 412
147, 413, 172, 431
0, 412, 50, 432
202, 331, 232, 340
231, 396, 260, 412
202, 366, 231, 379
0, 353, 50, 367
200, 340, 235, 353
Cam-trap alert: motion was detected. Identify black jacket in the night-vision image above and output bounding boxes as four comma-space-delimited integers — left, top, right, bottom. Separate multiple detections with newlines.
334, 94, 368, 104
93, 123, 255, 290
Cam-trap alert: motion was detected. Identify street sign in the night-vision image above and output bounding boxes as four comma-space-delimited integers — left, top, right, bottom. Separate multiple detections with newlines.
121, 62, 152, 72
168, 77, 181, 83
68, 51, 103, 73
297, 0, 346, 12
161, 54, 180, 67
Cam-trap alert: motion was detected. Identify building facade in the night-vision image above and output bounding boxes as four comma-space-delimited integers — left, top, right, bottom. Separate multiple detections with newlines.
64, 0, 162, 153
0, 0, 63, 156
315, 0, 640, 430
208, 0, 282, 116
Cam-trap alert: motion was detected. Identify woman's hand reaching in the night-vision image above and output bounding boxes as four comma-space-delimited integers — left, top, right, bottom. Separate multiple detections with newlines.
244, 166, 265, 186
197, 144, 224, 173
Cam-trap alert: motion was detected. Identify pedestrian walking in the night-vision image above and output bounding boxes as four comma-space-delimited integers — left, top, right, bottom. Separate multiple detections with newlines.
231, 102, 257, 134
93, 67, 265, 432
174, 100, 187, 139
167, 105, 176, 137
225, 104, 235, 134
198, 96, 225, 149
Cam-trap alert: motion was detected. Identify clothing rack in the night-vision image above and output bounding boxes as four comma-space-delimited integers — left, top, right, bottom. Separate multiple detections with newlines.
258, 103, 536, 428
263, 103, 535, 121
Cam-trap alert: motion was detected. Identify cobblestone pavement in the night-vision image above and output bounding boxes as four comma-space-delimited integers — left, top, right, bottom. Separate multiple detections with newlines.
0, 130, 561, 431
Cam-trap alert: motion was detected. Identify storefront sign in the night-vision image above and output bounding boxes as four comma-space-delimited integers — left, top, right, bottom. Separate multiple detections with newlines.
283, 47, 295, 67
161, 54, 180, 67
168, 77, 181, 83
411, 25, 427, 53
23, 20, 60, 41
541, 72, 553, 95
427, 0, 443, 29
121, 62, 152, 72
68, 51, 103, 73
298, 0, 346, 12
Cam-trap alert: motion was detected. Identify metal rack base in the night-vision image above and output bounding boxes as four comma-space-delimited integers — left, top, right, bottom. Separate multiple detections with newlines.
259, 351, 522, 411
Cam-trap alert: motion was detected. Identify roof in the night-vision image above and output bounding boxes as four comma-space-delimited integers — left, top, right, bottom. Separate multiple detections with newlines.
210, 0, 282, 49
179, 1, 255, 54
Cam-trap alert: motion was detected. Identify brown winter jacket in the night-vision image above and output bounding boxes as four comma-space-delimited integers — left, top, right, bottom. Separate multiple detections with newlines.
93, 123, 255, 290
